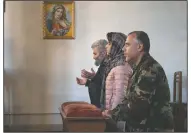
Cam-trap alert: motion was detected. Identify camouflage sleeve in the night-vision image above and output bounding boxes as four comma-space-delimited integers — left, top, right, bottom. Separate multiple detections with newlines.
111, 68, 157, 121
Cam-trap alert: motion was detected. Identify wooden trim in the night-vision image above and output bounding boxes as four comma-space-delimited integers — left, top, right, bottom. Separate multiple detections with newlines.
179, 71, 182, 103
173, 72, 176, 102
173, 71, 183, 103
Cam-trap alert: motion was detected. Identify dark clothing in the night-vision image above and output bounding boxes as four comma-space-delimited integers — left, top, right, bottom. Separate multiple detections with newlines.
104, 118, 119, 132
111, 53, 174, 132
85, 60, 106, 108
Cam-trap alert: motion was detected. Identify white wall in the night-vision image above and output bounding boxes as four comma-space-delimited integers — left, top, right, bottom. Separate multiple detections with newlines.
4, 1, 187, 115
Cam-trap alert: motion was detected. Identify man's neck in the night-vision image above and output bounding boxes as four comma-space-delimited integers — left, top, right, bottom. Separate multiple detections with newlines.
135, 52, 145, 66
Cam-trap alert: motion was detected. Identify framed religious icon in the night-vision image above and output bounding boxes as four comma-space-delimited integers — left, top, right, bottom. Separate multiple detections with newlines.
43, 1, 75, 39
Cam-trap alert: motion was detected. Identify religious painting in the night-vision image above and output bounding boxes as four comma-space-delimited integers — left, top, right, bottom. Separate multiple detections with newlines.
43, 1, 75, 39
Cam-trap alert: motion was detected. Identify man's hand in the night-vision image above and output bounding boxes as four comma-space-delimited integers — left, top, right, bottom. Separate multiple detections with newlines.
76, 77, 87, 85
81, 68, 96, 79
102, 110, 112, 118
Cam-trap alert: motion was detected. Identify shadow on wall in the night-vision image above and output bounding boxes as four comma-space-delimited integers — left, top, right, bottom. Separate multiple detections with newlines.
16, 1, 49, 115
4, 1, 50, 117
4, 38, 14, 114
4, 1, 93, 117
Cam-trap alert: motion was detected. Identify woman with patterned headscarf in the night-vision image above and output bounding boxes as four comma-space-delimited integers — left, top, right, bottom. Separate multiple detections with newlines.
46, 4, 71, 36
101, 32, 132, 118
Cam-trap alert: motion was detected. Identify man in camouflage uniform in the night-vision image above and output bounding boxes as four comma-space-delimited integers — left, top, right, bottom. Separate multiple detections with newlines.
104, 31, 174, 132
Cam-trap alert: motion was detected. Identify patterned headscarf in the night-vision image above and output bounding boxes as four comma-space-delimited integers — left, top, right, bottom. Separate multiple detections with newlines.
105, 32, 127, 75
100, 32, 127, 109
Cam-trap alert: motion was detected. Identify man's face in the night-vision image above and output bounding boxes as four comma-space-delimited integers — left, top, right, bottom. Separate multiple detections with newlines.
92, 47, 106, 66
92, 47, 100, 60
123, 34, 140, 62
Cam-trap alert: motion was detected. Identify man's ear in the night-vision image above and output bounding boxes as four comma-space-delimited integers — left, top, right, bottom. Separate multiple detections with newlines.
138, 43, 144, 52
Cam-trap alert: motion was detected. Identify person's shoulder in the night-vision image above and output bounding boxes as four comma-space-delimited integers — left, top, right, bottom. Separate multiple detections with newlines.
139, 55, 167, 83
108, 65, 123, 74
138, 56, 158, 81
141, 55, 164, 74
112, 64, 132, 74
112, 65, 125, 70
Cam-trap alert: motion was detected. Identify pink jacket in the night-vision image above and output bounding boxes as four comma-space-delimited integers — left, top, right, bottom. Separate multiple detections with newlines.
105, 63, 132, 110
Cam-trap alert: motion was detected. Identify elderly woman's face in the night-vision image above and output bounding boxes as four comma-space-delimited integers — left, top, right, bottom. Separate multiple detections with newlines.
54, 8, 63, 20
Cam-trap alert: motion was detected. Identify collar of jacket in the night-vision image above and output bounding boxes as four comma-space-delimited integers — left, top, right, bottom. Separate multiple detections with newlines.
133, 52, 150, 71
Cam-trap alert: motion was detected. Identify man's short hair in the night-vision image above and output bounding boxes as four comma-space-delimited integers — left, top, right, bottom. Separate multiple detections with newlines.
128, 31, 150, 53
91, 39, 108, 52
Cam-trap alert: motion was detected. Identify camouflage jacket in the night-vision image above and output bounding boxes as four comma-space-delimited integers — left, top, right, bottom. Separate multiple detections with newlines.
111, 53, 174, 132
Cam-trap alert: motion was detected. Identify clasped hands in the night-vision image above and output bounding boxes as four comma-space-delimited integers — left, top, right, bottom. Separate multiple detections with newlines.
76, 68, 96, 85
